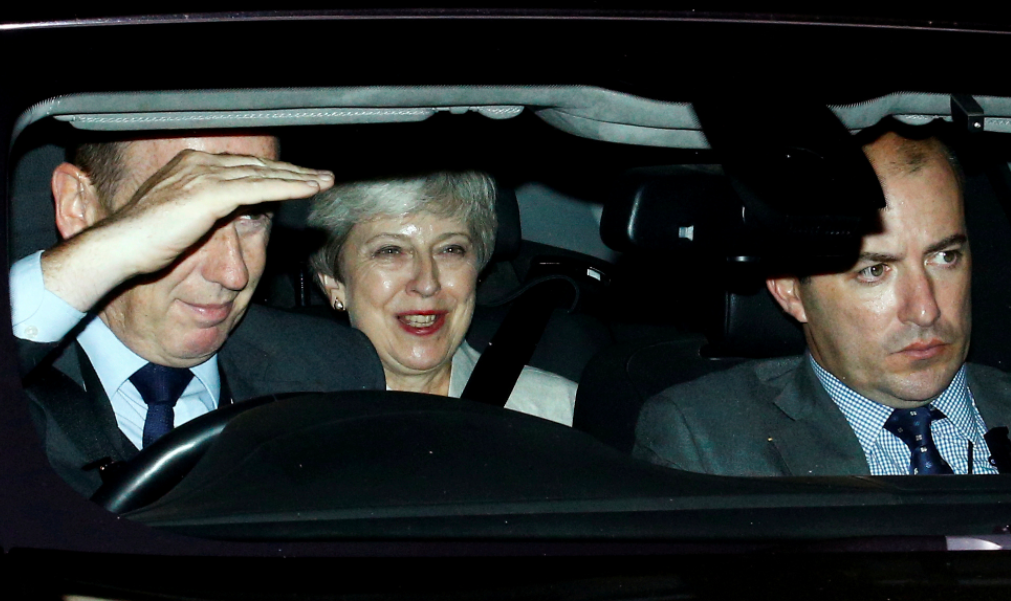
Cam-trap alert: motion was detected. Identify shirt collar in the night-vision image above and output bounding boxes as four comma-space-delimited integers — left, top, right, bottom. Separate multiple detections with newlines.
925, 364, 980, 441
809, 354, 974, 450
448, 341, 477, 398
76, 314, 220, 409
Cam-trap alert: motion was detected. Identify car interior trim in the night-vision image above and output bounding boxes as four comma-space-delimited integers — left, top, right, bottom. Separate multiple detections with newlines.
18, 88, 1011, 152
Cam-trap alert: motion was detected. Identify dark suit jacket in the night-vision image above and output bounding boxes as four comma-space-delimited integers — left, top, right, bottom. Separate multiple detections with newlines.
21, 304, 385, 496
632, 356, 1011, 476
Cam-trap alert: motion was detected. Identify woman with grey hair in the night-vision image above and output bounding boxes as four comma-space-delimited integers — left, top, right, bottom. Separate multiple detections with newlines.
309, 170, 576, 425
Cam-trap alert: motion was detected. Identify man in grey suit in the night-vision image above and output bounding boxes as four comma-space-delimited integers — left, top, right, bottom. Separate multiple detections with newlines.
11, 134, 384, 496
634, 126, 1011, 477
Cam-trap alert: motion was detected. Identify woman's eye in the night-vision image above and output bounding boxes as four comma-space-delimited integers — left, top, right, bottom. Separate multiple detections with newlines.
375, 246, 402, 256
443, 244, 467, 255
857, 264, 887, 281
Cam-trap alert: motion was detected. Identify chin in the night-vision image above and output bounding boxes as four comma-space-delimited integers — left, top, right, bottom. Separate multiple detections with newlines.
398, 352, 453, 374
890, 372, 957, 404
174, 330, 229, 364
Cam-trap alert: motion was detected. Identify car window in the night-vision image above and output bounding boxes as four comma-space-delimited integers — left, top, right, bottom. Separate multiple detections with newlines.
12, 13, 1011, 600
8, 78, 1011, 575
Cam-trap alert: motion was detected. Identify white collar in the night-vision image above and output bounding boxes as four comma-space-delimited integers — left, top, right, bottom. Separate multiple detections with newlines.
76, 314, 220, 408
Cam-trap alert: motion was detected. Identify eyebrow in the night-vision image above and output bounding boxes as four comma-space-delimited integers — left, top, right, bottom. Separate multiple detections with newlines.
362, 231, 472, 245
924, 233, 968, 254
856, 233, 968, 264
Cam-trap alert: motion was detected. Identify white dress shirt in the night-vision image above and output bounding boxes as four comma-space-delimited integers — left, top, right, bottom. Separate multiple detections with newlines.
11, 250, 221, 450
448, 341, 577, 426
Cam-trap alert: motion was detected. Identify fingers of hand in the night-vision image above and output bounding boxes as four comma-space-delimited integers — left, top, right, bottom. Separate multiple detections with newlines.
133, 153, 333, 213
207, 177, 333, 207
191, 151, 334, 181
210, 164, 333, 187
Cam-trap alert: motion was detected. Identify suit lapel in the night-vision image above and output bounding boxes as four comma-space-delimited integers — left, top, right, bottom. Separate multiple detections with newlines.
73, 343, 139, 462
218, 362, 233, 406
766, 359, 869, 476
968, 363, 1011, 428
966, 364, 1011, 468
26, 343, 138, 468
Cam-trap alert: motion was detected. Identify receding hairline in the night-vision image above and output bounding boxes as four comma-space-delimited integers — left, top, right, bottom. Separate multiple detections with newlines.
862, 132, 961, 190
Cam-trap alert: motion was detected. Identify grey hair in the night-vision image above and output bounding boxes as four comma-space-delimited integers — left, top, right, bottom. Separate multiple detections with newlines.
308, 170, 498, 283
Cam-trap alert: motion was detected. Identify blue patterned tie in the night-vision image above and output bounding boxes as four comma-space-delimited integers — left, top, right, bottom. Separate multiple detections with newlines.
129, 363, 194, 449
884, 406, 954, 475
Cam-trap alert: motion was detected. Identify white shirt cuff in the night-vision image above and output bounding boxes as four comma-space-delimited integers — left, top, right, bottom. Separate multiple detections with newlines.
10, 250, 85, 342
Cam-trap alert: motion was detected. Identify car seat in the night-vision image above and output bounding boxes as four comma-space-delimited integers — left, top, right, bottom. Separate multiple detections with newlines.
572, 275, 802, 454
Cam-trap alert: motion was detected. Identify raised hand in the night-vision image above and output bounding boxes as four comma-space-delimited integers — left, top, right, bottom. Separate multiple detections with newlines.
42, 143, 333, 312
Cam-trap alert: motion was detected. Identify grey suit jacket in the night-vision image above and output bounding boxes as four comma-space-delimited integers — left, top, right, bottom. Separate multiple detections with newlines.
632, 356, 1011, 476
22, 304, 385, 496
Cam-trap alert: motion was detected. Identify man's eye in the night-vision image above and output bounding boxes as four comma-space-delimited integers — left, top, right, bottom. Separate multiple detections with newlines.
857, 264, 887, 281
932, 250, 961, 266
234, 210, 271, 231
235, 202, 276, 223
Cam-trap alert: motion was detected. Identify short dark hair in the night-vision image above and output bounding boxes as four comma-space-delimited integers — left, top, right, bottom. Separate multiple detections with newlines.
72, 140, 130, 209
70, 130, 281, 210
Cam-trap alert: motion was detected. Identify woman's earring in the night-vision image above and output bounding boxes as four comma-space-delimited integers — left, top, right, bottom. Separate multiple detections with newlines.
333, 299, 345, 312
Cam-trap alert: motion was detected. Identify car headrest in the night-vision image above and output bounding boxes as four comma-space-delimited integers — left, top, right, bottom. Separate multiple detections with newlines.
600, 165, 735, 256
600, 163, 870, 269
708, 284, 806, 359
600, 165, 807, 359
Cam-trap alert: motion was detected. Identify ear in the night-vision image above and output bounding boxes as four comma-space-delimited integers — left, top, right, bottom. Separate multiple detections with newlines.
319, 274, 347, 308
51, 163, 105, 240
766, 276, 809, 324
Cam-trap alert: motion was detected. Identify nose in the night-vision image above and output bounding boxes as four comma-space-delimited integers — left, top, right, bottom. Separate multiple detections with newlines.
897, 266, 941, 328
200, 223, 250, 291
408, 254, 441, 297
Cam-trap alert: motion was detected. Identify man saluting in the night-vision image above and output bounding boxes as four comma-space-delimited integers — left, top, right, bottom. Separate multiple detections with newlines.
11, 134, 384, 496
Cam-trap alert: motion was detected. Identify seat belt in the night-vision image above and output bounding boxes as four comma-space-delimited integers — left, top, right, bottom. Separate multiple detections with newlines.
460, 256, 609, 406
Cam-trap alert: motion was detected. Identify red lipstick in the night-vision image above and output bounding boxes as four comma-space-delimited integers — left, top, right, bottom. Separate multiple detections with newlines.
396, 311, 447, 336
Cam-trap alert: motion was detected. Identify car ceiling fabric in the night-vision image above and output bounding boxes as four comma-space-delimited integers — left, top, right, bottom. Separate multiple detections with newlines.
18, 87, 1011, 150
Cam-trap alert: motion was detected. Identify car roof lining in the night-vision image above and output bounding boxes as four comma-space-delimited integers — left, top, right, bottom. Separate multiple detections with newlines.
17, 86, 1011, 150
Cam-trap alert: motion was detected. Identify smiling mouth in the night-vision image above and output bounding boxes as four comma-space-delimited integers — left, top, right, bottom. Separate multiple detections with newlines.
397, 312, 447, 335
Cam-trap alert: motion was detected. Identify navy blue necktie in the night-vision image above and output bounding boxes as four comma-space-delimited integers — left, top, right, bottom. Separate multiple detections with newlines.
129, 363, 193, 449
884, 406, 954, 475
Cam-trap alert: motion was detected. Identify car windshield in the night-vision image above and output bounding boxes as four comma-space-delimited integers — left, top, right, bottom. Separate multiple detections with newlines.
7, 15, 1011, 596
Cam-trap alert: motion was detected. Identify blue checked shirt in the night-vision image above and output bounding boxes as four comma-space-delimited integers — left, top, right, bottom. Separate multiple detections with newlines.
809, 355, 997, 475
